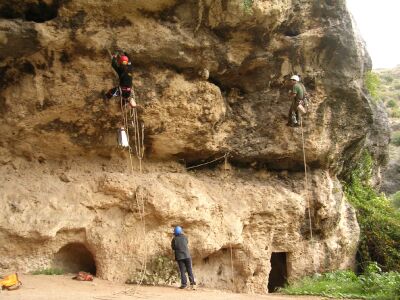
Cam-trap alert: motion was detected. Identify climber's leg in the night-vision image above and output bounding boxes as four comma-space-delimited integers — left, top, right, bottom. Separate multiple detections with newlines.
104, 87, 120, 100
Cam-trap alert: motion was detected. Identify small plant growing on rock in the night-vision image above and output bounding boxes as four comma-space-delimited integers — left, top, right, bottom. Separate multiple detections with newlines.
364, 71, 381, 101
126, 255, 178, 286
242, 0, 253, 14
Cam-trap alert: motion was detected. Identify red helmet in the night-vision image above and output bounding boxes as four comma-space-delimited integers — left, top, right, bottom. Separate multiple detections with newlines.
119, 55, 129, 65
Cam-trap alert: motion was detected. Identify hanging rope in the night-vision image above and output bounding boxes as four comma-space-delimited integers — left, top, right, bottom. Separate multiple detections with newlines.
111, 88, 147, 297
129, 94, 145, 172
300, 117, 313, 241
299, 116, 318, 276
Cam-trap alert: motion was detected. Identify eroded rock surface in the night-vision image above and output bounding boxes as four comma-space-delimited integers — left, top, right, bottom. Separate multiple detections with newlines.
0, 0, 388, 293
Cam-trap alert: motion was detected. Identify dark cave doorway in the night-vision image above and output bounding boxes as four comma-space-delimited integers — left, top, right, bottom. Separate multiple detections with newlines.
52, 242, 96, 275
268, 252, 288, 292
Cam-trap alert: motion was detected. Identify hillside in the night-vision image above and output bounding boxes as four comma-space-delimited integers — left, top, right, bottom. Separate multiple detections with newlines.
375, 66, 400, 195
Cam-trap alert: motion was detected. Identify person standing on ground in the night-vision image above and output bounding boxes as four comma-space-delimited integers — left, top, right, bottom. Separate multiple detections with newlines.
171, 226, 196, 289
287, 75, 307, 127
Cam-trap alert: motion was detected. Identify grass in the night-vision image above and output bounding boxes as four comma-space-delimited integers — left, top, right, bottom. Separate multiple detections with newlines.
281, 152, 400, 299
31, 268, 64, 275
280, 266, 400, 299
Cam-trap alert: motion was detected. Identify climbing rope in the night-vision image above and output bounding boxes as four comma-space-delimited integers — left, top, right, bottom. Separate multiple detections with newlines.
229, 237, 235, 292
299, 116, 318, 276
113, 89, 147, 297
300, 117, 313, 241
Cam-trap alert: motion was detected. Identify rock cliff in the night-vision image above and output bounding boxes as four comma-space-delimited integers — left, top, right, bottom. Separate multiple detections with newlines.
0, 0, 389, 293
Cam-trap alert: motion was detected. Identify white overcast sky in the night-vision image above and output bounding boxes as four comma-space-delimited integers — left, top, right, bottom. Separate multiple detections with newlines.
346, 0, 400, 69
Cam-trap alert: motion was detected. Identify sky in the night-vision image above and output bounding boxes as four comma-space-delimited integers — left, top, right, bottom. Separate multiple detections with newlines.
346, 0, 400, 69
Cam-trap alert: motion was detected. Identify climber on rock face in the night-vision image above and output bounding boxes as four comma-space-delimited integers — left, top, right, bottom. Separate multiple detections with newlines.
104, 50, 136, 108
287, 75, 307, 127
171, 226, 196, 290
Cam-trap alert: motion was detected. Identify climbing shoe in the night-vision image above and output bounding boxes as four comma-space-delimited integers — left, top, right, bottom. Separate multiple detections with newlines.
102, 91, 111, 101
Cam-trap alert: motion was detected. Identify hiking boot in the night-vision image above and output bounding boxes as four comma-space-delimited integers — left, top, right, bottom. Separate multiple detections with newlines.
179, 285, 187, 289
190, 284, 197, 290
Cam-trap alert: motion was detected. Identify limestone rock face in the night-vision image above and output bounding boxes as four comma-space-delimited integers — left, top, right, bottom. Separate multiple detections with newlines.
0, 0, 388, 294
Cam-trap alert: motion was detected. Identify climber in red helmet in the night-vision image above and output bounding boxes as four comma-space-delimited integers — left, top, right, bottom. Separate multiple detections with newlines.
104, 50, 136, 107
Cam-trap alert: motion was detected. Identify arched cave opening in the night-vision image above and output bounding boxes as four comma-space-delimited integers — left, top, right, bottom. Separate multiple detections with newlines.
267, 252, 288, 293
52, 243, 97, 275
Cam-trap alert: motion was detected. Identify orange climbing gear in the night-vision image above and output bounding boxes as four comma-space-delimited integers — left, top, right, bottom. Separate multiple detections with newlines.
0, 273, 22, 290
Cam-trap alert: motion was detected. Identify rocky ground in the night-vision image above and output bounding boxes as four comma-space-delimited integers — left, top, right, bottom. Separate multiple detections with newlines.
0, 274, 323, 300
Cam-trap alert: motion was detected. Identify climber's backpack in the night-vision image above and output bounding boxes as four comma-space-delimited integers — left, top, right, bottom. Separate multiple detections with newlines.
0, 273, 22, 290
73, 271, 93, 281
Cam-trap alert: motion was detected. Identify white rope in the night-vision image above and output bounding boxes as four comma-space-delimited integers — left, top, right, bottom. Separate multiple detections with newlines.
300, 117, 313, 241
186, 153, 228, 170
112, 90, 147, 297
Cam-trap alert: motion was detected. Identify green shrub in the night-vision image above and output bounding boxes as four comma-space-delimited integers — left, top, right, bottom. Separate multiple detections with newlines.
387, 99, 397, 108
382, 75, 394, 83
364, 71, 381, 100
344, 151, 400, 272
392, 131, 400, 146
126, 255, 178, 286
281, 263, 400, 299
31, 268, 64, 275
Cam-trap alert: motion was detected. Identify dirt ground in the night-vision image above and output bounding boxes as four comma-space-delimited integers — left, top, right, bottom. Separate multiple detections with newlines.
0, 275, 324, 300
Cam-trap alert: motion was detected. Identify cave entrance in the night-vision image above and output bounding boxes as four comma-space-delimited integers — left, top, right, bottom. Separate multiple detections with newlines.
53, 243, 96, 275
268, 252, 288, 293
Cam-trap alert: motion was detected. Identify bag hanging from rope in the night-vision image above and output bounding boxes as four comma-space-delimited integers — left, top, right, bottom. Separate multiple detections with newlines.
297, 101, 307, 114
0, 273, 22, 290
117, 127, 129, 148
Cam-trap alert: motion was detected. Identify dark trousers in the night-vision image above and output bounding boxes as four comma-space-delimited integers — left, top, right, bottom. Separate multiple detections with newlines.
177, 258, 195, 286
288, 98, 300, 125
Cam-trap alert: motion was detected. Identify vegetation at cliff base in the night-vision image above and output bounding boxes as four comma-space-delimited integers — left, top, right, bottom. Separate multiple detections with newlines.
281, 264, 400, 299
282, 152, 400, 299
345, 152, 400, 272
126, 255, 178, 286
31, 268, 64, 275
